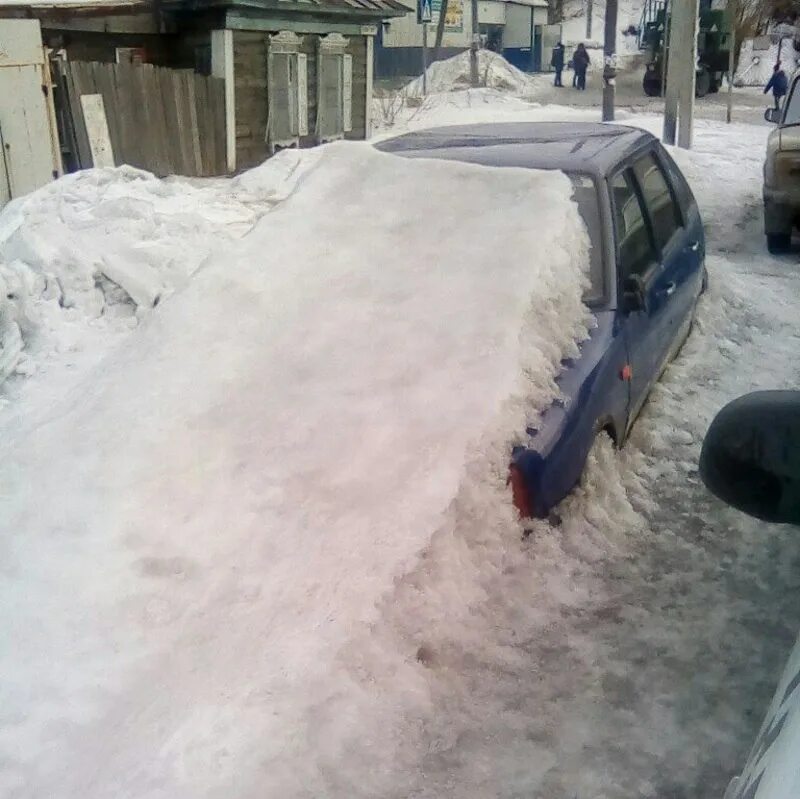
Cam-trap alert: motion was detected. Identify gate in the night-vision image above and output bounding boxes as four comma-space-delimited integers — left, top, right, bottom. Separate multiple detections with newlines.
0, 19, 61, 209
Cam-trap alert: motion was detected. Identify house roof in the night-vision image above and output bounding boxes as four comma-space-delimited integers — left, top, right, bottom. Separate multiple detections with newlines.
163, 0, 407, 17
0, 0, 150, 13
0, 0, 406, 16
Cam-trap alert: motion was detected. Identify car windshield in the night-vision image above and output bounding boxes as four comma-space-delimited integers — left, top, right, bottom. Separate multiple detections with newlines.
567, 172, 605, 306
783, 81, 800, 125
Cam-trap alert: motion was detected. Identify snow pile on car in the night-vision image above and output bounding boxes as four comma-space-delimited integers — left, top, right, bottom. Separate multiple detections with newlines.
0, 141, 593, 798
405, 50, 548, 97
0, 164, 286, 390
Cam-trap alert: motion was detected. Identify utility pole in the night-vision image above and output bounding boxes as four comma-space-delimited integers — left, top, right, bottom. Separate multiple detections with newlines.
726, 0, 736, 123
663, 0, 678, 143
677, 0, 699, 147
470, 0, 479, 86
659, 0, 670, 100
422, 20, 429, 94
602, 0, 618, 121
663, 0, 698, 147
586, 0, 593, 39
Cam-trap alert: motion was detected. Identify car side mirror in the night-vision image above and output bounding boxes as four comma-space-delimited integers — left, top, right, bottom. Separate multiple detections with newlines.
765, 107, 782, 124
700, 390, 800, 524
622, 274, 646, 313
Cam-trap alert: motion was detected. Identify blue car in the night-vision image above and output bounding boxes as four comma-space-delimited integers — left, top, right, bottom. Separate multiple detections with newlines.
379, 122, 706, 518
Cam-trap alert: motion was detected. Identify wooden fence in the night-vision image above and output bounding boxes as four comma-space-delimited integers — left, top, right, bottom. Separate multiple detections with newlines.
56, 60, 227, 178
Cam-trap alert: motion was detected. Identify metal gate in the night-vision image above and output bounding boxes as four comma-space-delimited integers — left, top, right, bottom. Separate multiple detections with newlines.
0, 19, 61, 209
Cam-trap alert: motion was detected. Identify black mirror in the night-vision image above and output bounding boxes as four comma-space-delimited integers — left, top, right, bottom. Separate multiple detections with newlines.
765, 107, 782, 124
622, 274, 646, 313
700, 391, 800, 524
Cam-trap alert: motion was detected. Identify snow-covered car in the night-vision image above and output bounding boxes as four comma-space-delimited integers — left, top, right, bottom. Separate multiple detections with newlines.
381, 122, 707, 518
764, 74, 800, 253
701, 391, 800, 799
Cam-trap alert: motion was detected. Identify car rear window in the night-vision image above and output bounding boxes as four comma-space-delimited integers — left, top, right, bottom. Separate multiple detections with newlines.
567, 173, 605, 306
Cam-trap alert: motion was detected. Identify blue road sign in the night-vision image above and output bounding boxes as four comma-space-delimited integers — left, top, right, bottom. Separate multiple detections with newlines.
417, 0, 432, 24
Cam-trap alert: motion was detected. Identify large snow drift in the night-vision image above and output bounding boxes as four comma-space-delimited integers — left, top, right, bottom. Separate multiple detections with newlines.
0, 142, 592, 798
0, 162, 292, 393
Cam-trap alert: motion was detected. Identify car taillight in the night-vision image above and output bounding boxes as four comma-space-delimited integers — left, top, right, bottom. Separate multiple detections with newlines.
508, 463, 533, 518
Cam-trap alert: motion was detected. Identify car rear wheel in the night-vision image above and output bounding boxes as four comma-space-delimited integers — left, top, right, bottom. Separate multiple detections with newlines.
767, 232, 791, 254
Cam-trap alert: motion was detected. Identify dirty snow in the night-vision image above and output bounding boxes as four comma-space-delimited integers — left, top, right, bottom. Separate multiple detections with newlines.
404, 49, 552, 98
0, 157, 315, 400
0, 141, 593, 798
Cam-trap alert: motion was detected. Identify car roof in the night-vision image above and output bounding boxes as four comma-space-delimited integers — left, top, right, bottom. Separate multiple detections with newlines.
376, 122, 654, 178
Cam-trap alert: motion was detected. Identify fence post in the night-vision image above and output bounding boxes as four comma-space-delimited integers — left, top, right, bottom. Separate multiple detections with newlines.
212, 29, 236, 173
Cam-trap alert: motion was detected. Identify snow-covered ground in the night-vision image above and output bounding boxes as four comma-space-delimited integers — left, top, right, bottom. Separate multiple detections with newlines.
2, 81, 800, 799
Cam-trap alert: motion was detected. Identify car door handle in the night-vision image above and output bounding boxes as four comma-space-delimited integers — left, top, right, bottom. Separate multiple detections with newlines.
690, 241, 701, 252
662, 281, 677, 296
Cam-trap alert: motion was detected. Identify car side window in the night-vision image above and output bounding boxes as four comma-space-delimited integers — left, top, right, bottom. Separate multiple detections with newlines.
657, 146, 696, 221
610, 170, 656, 280
632, 152, 682, 252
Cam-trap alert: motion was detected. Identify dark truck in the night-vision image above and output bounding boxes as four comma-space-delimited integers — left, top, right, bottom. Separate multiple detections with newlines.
640, 0, 732, 98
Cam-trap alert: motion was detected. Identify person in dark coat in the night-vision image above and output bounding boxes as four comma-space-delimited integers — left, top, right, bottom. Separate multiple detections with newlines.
573, 43, 590, 91
765, 62, 789, 110
551, 42, 565, 87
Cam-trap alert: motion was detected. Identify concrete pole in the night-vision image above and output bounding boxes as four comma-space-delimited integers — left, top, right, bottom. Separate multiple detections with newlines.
663, 4, 678, 143
422, 21, 428, 94
677, 0, 699, 148
602, 0, 618, 121
470, 0, 479, 86
662, 0, 698, 147
727, 0, 736, 124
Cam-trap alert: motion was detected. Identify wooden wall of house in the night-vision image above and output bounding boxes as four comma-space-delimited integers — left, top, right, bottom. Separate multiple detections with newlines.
43, 30, 173, 65
233, 29, 370, 170
40, 29, 209, 71
233, 31, 269, 170
346, 36, 367, 141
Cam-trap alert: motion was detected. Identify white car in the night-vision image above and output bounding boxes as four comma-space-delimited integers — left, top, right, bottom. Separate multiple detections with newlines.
701, 391, 800, 799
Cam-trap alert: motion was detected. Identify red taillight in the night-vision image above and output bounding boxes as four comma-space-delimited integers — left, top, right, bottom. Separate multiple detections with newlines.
508, 463, 533, 518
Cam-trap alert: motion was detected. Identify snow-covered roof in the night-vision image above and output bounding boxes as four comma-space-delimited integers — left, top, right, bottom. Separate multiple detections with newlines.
0, 0, 148, 8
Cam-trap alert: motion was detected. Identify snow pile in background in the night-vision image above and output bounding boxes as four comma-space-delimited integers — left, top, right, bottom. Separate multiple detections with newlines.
0, 165, 274, 391
0, 141, 593, 798
735, 35, 800, 86
371, 87, 611, 136
405, 50, 549, 98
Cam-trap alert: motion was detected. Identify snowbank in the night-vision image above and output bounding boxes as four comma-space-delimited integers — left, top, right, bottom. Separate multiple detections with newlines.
404, 50, 550, 98
0, 141, 592, 798
0, 164, 281, 392
372, 87, 610, 137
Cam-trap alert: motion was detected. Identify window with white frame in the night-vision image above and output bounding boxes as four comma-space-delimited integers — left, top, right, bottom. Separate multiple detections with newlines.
317, 34, 353, 142
267, 31, 309, 151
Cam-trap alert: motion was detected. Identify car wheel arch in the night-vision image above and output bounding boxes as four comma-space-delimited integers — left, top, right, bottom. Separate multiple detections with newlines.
594, 416, 620, 448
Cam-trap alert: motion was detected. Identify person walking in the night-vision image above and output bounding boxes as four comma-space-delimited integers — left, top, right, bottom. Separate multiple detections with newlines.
765, 62, 789, 110
551, 42, 565, 87
573, 43, 590, 91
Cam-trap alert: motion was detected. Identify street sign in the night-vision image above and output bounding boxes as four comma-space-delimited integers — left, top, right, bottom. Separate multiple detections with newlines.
417, 0, 432, 24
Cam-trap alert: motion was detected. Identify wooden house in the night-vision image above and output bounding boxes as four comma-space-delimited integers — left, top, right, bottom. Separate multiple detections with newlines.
0, 0, 406, 173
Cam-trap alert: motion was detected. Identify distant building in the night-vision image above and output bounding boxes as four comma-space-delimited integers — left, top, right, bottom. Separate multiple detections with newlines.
375, 0, 549, 78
